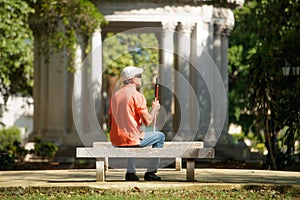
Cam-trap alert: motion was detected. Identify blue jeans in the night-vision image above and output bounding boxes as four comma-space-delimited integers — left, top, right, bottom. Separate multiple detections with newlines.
127, 131, 165, 173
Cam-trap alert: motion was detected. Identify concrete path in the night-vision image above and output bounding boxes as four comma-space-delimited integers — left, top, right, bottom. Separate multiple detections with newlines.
1, 168, 300, 192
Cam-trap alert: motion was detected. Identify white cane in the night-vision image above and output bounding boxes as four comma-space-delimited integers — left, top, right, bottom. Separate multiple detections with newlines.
153, 78, 159, 133
153, 114, 156, 133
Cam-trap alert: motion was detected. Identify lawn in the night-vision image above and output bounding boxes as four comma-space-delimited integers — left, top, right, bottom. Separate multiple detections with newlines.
0, 187, 299, 200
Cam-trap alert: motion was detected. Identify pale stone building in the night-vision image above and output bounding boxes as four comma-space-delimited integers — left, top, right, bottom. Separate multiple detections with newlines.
32, 0, 245, 161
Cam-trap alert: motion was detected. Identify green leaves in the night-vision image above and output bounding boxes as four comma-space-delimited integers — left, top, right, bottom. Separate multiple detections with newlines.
0, 0, 34, 102
28, 0, 106, 70
229, 0, 300, 169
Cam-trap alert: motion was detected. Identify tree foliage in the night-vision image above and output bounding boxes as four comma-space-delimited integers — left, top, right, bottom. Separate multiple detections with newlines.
28, 0, 106, 71
229, 0, 300, 169
229, 0, 260, 134
0, 0, 34, 109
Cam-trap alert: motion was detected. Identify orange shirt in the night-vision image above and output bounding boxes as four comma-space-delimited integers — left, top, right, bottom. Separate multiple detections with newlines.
109, 84, 147, 146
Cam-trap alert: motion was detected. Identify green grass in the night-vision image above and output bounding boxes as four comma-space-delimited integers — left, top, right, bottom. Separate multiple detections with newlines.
0, 187, 299, 200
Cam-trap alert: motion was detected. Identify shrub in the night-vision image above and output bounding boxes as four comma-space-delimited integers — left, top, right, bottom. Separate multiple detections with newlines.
0, 127, 21, 151
12, 141, 28, 162
30, 137, 58, 160
0, 127, 28, 169
0, 151, 15, 170
230, 133, 244, 144
256, 143, 266, 154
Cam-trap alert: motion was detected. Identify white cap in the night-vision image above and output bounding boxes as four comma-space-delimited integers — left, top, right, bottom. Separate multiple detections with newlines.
121, 66, 144, 80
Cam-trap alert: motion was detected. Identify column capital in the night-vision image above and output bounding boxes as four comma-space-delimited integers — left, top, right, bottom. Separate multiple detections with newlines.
91, 28, 102, 36
213, 8, 234, 36
179, 22, 195, 35
162, 21, 178, 31
214, 22, 232, 36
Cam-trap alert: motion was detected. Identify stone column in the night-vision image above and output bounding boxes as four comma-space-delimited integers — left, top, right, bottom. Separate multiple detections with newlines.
33, 37, 74, 144
90, 28, 104, 142
33, 28, 104, 156
33, 34, 48, 135
174, 22, 195, 141
208, 13, 233, 145
219, 23, 233, 144
91, 28, 103, 128
199, 20, 228, 147
158, 21, 177, 140
190, 21, 212, 141
32, 30, 82, 162
73, 28, 106, 147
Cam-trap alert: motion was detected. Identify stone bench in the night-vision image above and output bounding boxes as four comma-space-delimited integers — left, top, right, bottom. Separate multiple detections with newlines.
76, 141, 214, 182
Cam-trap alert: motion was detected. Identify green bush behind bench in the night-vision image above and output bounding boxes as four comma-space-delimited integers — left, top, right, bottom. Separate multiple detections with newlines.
0, 127, 58, 170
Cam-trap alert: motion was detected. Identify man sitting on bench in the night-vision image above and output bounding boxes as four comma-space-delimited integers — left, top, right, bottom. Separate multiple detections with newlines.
108, 66, 165, 181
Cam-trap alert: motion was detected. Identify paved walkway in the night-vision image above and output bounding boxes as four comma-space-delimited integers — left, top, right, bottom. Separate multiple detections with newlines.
1, 168, 300, 192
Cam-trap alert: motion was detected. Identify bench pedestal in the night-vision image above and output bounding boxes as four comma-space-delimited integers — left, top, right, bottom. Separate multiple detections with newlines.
186, 158, 195, 181
96, 159, 105, 182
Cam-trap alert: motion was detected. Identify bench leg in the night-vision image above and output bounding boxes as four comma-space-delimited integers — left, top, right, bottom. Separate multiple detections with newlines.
96, 159, 105, 182
175, 158, 182, 171
105, 157, 109, 171
186, 158, 195, 181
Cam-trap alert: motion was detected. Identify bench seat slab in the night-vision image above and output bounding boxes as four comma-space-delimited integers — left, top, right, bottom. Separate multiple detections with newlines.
77, 147, 214, 158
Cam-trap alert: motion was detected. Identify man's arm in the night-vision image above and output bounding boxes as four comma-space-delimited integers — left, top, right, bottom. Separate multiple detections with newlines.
140, 100, 160, 126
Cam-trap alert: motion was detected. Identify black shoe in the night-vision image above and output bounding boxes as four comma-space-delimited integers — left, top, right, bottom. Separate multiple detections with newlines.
125, 173, 139, 181
144, 172, 161, 181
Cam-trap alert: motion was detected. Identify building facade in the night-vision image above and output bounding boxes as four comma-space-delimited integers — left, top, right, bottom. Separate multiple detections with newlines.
32, 0, 244, 160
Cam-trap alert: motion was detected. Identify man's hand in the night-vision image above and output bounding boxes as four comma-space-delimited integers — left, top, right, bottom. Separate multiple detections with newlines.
152, 99, 160, 113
